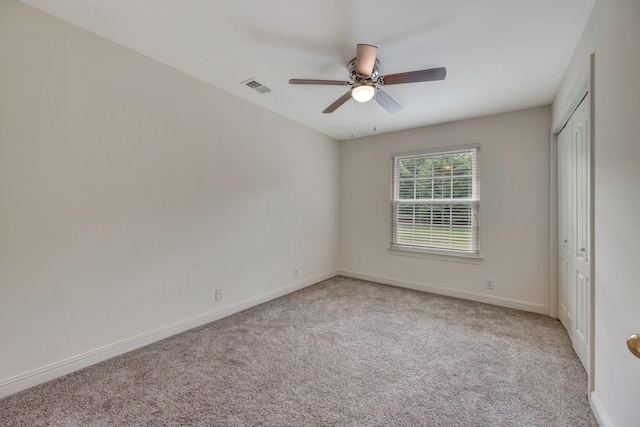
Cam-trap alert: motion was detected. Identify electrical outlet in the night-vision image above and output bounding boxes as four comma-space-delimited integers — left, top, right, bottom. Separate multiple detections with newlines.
214, 289, 222, 301
293, 268, 298, 278
485, 278, 495, 290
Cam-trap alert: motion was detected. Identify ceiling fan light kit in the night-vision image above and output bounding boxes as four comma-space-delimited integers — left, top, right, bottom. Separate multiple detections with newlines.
289, 43, 446, 114
351, 83, 376, 103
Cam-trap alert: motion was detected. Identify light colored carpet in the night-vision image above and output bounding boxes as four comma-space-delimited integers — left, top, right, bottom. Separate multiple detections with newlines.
0, 276, 597, 426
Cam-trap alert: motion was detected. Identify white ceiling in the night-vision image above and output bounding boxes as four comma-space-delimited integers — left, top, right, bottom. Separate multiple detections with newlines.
22, 0, 595, 141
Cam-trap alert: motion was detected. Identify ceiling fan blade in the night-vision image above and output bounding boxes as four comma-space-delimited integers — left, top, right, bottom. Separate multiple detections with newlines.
322, 92, 352, 114
289, 79, 350, 86
356, 44, 378, 77
379, 67, 446, 85
375, 88, 402, 114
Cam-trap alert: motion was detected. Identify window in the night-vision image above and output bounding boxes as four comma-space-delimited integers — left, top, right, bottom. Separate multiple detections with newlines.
390, 145, 480, 258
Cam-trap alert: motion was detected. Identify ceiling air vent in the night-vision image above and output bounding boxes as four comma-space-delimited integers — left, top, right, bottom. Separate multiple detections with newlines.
242, 78, 271, 94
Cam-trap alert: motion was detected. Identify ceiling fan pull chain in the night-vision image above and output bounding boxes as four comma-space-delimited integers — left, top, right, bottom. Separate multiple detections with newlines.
351, 98, 354, 139
373, 90, 377, 132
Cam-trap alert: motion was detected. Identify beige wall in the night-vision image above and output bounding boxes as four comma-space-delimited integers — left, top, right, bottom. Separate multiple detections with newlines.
338, 106, 551, 313
0, 1, 339, 389
553, 0, 640, 425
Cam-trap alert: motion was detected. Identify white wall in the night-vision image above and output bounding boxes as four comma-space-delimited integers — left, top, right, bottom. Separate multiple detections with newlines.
553, 1, 640, 425
0, 1, 339, 392
338, 106, 551, 313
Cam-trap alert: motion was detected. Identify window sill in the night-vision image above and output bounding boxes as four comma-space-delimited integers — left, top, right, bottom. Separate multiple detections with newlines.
388, 246, 483, 264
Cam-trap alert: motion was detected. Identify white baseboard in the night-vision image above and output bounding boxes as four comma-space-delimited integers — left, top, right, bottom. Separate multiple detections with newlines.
337, 270, 549, 315
0, 270, 338, 398
590, 391, 612, 427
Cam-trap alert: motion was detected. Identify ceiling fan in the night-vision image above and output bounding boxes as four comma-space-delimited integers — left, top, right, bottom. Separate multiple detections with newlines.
289, 44, 446, 114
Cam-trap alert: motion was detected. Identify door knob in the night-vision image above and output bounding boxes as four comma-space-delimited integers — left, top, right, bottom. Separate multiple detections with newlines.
580, 247, 586, 253
563, 239, 568, 244
628, 335, 640, 359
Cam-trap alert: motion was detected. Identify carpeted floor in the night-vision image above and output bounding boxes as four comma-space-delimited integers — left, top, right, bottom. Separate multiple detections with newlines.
0, 276, 597, 426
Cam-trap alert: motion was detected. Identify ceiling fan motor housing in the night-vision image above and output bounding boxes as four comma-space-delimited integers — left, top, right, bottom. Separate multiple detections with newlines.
348, 58, 380, 82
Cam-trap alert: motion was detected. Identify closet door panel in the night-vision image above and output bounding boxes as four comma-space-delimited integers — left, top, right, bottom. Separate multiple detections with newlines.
557, 124, 573, 332
571, 96, 591, 370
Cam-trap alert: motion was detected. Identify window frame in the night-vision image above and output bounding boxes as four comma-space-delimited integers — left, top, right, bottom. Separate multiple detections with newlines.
389, 144, 481, 262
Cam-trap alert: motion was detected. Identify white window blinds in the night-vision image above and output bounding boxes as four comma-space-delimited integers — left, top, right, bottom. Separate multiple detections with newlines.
390, 145, 480, 256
